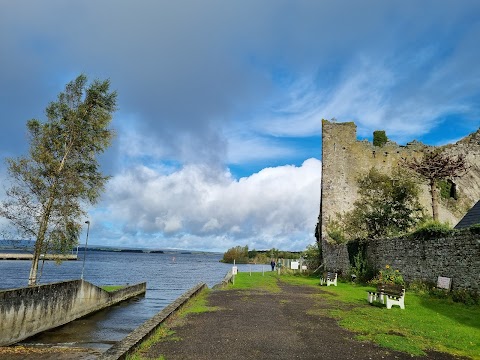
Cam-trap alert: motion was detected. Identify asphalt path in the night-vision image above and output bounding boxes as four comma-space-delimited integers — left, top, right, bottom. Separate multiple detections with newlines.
143, 282, 467, 360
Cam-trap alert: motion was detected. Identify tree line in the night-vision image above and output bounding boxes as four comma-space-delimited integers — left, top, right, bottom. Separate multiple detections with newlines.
220, 245, 302, 264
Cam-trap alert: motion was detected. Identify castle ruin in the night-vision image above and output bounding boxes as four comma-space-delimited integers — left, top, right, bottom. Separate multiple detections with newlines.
318, 119, 480, 243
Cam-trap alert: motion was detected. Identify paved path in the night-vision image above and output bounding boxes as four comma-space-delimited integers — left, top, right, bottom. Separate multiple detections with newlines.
0, 281, 468, 359
143, 282, 465, 360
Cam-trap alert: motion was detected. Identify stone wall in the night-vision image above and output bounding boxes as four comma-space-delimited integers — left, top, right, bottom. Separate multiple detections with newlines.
322, 228, 480, 291
0, 280, 146, 346
322, 238, 350, 274
319, 119, 480, 243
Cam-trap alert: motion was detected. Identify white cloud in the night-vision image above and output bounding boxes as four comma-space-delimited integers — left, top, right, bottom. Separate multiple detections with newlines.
93, 158, 322, 252
253, 49, 480, 143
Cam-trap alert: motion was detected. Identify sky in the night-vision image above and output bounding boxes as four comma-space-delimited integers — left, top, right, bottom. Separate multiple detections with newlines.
1, 1, 479, 252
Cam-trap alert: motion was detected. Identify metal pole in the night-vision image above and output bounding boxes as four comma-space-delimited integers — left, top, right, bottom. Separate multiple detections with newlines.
81, 220, 90, 280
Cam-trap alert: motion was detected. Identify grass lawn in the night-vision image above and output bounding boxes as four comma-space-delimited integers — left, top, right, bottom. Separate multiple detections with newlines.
250, 272, 479, 359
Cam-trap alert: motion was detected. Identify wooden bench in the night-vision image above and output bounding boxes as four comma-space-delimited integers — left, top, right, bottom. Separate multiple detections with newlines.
367, 283, 405, 309
320, 272, 337, 286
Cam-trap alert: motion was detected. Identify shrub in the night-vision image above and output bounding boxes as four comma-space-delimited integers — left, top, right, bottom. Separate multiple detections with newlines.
373, 130, 388, 147
350, 251, 374, 283
451, 289, 480, 306
326, 216, 347, 243
407, 279, 434, 295
302, 243, 322, 270
408, 280, 479, 305
410, 220, 452, 240
469, 224, 480, 235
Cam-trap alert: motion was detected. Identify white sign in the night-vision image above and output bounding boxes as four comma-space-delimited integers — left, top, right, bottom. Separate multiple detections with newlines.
437, 276, 452, 290
301, 265, 307, 270
232, 266, 238, 275
290, 261, 299, 270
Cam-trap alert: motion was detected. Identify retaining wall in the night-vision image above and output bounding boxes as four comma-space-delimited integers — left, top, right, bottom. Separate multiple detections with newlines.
322, 228, 480, 290
0, 280, 146, 346
99, 283, 207, 360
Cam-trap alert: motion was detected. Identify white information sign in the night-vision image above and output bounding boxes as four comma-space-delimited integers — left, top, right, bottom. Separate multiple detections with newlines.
437, 276, 452, 290
232, 266, 238, 275
290, 261, 299, 270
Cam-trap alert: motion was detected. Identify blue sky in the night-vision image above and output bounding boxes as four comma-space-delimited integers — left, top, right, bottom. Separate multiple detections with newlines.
0, 1, 479, 252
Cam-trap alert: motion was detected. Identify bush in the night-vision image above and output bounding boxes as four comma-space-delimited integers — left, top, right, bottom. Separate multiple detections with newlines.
408, 279, 479, 305
350, 251, 374, 282
302, 243, 321, 270
410, 220, 452, 240
373, 130, 388, 147
326, 216, 347, 243
407, 279, 434, 295
469, 224, 480, 235
451, 289, 480, 306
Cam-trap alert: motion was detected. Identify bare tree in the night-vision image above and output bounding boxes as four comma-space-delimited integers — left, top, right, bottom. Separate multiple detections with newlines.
403, 150, 468, 221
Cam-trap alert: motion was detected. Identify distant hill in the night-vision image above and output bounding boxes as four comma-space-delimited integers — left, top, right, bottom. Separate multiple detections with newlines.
0, 240, 35, 250
0, 240, 220, 255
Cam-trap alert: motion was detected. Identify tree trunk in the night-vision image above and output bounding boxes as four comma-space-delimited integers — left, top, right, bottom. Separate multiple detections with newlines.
430, 179, 439, 222
28, 240, 42, 286
28, 193, 56, 286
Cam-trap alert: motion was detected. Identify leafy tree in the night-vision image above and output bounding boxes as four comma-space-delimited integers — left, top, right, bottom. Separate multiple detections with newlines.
403, 150, 467, 221
344, 167, 424, 239
0, 74, 116, 286
221, 245, 249, 263
301, 243, 322, 270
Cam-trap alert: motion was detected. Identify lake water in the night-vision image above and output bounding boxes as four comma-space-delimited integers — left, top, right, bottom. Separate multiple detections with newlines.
0, 251, 269, 350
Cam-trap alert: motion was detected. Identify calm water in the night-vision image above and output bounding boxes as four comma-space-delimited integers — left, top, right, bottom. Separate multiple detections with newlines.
0, 251, 268, 350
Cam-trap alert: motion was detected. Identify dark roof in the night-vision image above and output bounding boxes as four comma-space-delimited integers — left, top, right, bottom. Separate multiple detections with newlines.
454, 200, 480, 229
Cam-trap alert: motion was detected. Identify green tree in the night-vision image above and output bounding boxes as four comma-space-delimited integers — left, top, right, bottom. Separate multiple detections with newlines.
345, 167, 424, 239
0, 74, 116, 286
301, 243, 322, 270
221, 245, 249, 263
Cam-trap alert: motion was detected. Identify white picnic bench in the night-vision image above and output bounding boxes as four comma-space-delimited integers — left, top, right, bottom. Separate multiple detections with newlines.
367, 283, 405, 309
320, 272, 337, 286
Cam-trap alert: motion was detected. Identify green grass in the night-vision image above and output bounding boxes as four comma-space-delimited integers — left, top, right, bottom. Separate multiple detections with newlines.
100, 285, 125, 292
179, 289, 220, 315
228, 271, 281, 292
235, 272, 480, 359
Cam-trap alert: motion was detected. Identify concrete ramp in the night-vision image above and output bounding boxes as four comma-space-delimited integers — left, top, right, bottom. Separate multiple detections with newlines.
0, 280, 146, 346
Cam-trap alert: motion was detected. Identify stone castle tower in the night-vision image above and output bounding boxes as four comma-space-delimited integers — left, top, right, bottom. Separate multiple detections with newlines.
318, 119, 480, 242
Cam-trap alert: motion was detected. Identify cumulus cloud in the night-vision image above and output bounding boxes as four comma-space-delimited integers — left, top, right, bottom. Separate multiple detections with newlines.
1, 1, 480, 251
93, 159, 322, 252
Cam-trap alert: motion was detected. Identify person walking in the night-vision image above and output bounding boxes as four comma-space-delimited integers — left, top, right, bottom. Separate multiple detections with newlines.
270, 259, 276, 271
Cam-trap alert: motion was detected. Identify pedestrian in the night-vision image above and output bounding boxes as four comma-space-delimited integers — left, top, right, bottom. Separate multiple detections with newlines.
270, 259, 276, 271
